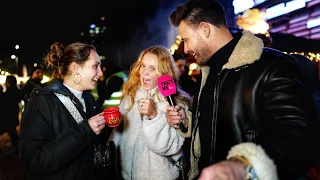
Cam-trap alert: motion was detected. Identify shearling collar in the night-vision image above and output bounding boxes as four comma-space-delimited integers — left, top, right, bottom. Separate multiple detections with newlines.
222, 31, 264, 70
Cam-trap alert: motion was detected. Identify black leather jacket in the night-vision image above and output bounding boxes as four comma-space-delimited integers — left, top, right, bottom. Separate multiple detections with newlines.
189, 40, 320, 179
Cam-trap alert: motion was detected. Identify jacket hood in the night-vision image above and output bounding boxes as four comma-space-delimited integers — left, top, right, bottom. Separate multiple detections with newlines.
31, 78, 74, 98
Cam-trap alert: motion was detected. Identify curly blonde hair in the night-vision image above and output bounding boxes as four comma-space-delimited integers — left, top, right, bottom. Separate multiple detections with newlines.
121, 45, 191, 109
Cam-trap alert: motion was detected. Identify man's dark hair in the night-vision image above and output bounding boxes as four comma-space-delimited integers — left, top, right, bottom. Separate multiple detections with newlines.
30, 65, 43, 76
173, 53, 185, 62
169, 0, 227, 28
6, 75, 17, 87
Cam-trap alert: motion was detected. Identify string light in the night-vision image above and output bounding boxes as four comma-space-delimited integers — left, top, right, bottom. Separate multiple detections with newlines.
236, 8, 270, 34
284, 52, 320, 62
169, 35, 182, 54
169, 35, 320, 63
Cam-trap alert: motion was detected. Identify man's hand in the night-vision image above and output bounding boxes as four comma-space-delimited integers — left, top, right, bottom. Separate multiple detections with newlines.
198, 160, 246, 180
166, 105, 186, 129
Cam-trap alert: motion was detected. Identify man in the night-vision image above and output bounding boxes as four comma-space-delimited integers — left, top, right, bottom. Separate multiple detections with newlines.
21, 66, 44, 106
168, 0, 320, 179
2, 76, 22, 152
173, 54, 198, 97
174, 54, 187, 77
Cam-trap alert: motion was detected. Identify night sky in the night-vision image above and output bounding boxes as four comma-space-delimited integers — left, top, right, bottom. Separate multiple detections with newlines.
0, 0, 231, 74
0, 1, 167, 69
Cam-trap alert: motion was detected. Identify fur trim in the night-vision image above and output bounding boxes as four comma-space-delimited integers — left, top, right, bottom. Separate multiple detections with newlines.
222, 31, 264, 70
227, 142, 278, 180
188, 129, 201, 180
188, 66, 209, 180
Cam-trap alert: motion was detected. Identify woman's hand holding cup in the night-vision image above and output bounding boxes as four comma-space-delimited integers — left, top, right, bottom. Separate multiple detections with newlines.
88, 113, 106, 135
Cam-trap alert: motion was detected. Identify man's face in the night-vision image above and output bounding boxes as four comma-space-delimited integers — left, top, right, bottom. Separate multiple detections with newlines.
32, 69, 44, 81
175, 59, 186, 77
178, 21, 212, 66
102, 66, 107, 72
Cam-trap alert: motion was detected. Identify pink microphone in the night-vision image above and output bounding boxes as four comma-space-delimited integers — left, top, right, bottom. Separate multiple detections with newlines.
158, 74, 177, 105
158, 74, 187, 132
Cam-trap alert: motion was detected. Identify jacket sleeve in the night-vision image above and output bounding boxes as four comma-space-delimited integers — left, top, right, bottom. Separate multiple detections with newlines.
19, 95, 96, 174
256, 58, 320, 179
142, 103, 185, 156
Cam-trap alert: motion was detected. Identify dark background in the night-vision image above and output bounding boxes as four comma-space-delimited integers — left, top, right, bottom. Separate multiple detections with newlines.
0, 0, 235, 75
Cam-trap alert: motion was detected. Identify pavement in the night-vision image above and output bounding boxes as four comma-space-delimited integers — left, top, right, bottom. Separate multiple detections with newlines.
0, 131, 26, 180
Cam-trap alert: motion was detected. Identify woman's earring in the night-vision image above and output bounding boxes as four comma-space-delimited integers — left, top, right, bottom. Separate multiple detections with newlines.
73, 73, 81, 84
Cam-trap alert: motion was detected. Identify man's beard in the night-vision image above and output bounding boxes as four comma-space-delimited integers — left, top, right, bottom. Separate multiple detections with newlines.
195, 44, 211, 66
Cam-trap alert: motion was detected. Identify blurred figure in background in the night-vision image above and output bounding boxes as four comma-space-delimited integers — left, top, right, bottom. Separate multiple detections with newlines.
0, 84, 4, 136
96, 61, 127, 109
21, 66, 44, 106
173, 54, 198, 97
255, 32, 273, 48
1, 75, 22, 152
173, 54, 187, 77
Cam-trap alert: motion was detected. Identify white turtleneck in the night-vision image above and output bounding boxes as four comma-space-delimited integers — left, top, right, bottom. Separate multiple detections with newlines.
63, 83, 86, 112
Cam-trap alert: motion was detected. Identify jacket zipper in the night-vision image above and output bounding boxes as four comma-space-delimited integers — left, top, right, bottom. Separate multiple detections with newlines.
191, 87, 202, 158
210, 69, 228, 163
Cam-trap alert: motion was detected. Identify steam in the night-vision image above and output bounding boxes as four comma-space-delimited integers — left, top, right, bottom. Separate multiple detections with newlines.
120, 0, 184, 68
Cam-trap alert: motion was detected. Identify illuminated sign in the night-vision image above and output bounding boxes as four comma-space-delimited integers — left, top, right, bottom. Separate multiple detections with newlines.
233, 0, 267, 14
233, 0, 254, 14
255, 0, 267, 5
307, 18, 320, 28
266, 0, 309, 20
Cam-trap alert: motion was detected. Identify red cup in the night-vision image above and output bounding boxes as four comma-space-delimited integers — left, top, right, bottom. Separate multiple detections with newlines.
103, 106, 122, 127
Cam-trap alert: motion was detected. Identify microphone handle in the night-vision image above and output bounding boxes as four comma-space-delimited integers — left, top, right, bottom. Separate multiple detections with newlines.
167, 96, 188, 132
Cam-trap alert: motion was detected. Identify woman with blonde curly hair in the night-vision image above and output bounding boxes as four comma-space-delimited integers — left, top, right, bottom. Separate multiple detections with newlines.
111, 45, 192, 180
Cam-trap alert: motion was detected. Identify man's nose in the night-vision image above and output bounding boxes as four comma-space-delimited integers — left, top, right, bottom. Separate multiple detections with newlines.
184, 44, 189, 54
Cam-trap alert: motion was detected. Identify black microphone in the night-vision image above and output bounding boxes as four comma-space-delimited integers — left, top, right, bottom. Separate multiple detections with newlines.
166, 95, 188, 132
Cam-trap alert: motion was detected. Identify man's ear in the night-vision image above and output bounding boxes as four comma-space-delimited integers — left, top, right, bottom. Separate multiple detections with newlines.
198, 22, 210, 38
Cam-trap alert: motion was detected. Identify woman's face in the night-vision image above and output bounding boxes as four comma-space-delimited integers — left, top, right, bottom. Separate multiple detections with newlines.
139, 52, 159, 91
77, 50, 103, 91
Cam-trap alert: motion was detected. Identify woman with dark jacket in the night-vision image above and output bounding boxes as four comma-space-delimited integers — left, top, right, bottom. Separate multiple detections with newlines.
19, 42, 110, 180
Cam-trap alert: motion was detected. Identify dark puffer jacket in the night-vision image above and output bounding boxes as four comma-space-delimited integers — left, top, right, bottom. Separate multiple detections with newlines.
19, 78, 110, 180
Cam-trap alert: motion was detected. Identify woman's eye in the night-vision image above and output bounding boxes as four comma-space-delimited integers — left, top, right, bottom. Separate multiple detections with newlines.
150, 67, 155, 71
